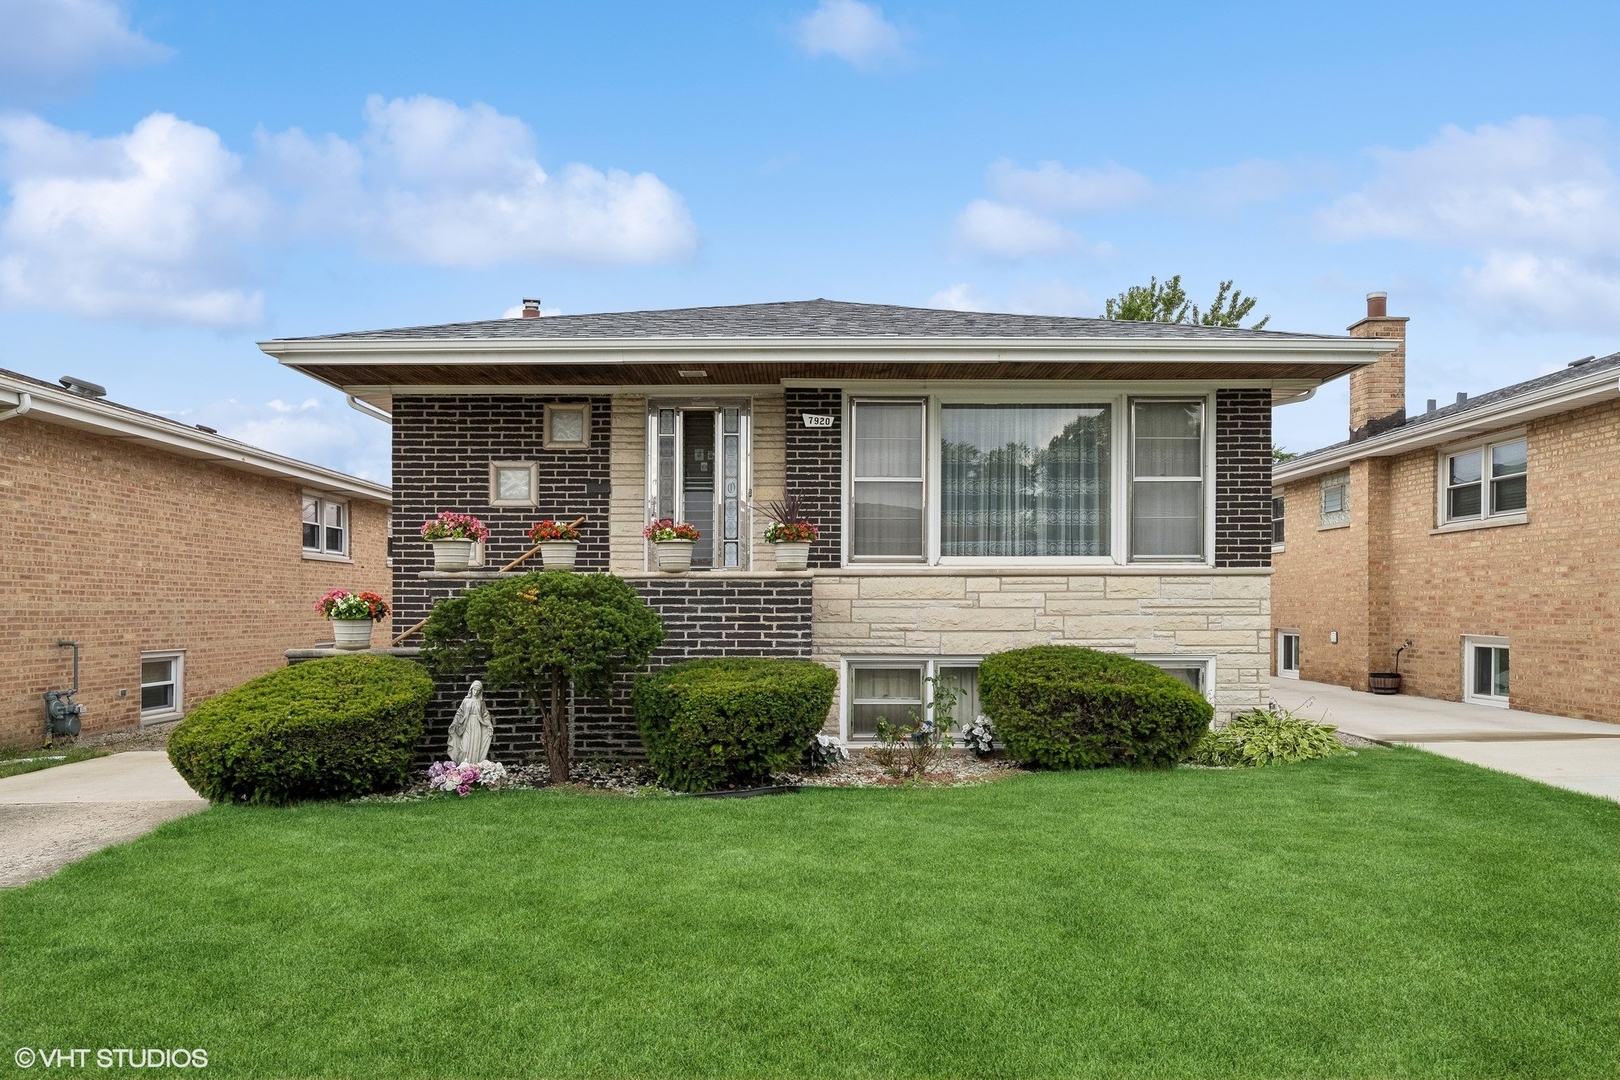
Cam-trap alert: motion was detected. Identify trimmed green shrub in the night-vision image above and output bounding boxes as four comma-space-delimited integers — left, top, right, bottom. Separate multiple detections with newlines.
1189, 706, 1349, 767
978, 646, 1212, 769
633, 658, 838, 793
168, 654, 433, 804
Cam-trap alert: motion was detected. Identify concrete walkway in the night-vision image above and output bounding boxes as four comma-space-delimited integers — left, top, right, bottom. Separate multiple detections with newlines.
1269, 678, 1620, 801
0, 751, 207, 888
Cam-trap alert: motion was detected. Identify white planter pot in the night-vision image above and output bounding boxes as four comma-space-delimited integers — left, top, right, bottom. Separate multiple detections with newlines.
539, 540, 578, 570
430, 538, 477, 571
653, 539, 695, 574
331, 619, 374, 650
771, 541, 811, 571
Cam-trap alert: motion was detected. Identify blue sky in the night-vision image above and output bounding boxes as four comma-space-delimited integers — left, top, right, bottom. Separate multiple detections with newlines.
2, 0, 1617, 480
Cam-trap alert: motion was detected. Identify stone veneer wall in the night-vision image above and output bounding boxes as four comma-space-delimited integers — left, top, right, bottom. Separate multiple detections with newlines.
1213, 388, 1273, 568
813, 570, 1272, 725
783, 387, 843, 568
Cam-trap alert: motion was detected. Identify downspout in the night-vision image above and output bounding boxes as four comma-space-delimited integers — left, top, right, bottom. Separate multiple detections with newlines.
0, 391, 32, 422
346, 395, 391, 422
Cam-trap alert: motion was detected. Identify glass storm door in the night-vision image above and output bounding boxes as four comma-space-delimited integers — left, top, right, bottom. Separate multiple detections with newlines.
651, 404, 749, 569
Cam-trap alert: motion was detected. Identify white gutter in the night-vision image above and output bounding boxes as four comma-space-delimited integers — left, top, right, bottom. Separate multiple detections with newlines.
346, 394, 392, 422
0, 375, 389, 502
1274, 364, 1620, 484
0, 391, 31, 422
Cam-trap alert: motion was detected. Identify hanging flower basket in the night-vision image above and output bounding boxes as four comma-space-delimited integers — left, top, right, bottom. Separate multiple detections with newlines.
528, 520, 581, 570
420, 512, 490, 571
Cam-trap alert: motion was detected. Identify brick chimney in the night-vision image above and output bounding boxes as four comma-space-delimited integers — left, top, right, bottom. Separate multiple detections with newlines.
1346, 291, 1408, 441
521, 298, 542, 319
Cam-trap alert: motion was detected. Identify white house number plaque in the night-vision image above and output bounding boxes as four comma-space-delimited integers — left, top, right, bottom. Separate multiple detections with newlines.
801, 414, 835, 428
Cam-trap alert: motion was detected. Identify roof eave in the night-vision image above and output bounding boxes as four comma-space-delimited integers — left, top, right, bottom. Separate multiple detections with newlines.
1273, 368, 1620, 484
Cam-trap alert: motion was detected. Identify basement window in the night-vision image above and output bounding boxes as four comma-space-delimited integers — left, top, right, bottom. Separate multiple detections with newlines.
140, 652, 184, 722
1463, 636, 1509, 708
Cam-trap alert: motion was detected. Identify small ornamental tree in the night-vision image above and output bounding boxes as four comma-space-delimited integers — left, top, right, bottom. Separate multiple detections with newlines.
421, 571, 664, 781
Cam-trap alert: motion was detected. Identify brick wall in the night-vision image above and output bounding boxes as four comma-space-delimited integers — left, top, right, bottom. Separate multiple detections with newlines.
416, 575, 814, 763
1272, 399, 1620, 722
0, 416, 390, 746
391, 394, 611, 628
1214, 389, 1273, 568
783, 388, 843, 568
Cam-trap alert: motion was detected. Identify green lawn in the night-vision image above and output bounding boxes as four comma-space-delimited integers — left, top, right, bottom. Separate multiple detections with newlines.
0, 742, 106, 780
2, 749, 1614, 1078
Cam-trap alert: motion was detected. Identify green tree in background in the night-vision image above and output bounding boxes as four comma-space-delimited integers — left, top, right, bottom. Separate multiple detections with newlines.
1104, 275, 1270, 330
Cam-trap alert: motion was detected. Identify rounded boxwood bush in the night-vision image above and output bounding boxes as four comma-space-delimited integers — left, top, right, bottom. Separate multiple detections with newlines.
168, 654, 434, 805
978, 646, 1212, 769
633, 658, 838, 793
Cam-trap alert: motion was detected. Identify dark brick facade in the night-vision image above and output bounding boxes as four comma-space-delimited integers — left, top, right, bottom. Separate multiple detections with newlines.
391, 394, 611, 629
1213, 388, 1273, 568
784, 387, 843, 568
412, 576, 814, 764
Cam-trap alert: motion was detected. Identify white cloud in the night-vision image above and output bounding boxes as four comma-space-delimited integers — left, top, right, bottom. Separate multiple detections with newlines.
952, 199, 1088, 259
1318, 117, 1620, 329
180, 396, 392, 482
987, 159, 1152, 214
927, 282, 988, 311
0, 111, 268, 325
1013, 279, 1095, 317
794, 0, 906, 71
0, 0, 168, 98
263, 94, 698, 267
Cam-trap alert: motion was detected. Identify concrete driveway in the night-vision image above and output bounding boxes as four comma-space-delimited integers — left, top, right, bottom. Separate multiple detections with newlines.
1269, 678, 1620, 801
0, 751, 207, 888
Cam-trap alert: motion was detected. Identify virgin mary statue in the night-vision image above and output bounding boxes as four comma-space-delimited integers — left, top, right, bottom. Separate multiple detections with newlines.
448, 680, 494, 764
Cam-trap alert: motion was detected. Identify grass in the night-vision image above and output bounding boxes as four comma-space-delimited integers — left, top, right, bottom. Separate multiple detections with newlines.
0, 742, 107, 779
1, 749, 1614, 1078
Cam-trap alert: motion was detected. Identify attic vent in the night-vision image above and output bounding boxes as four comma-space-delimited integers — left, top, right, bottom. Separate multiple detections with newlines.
59, 375, 107, 398
1569, 355, 1596, 368
194, 424, 218, 434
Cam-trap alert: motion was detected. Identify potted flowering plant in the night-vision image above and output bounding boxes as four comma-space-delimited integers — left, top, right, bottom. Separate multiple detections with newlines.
314, 589, 389, 650
528, 520, 581, 570
420, 511, 489, 571
643, 519, 700, 573
761, 497, 818, 571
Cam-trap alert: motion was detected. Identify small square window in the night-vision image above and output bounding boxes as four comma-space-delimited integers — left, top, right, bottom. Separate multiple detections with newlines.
1319, 470, 1350, 528
545, 403, 590, 449
140, 652, 183, 721
489, 462, 538, 507
302, 495, 348, 556
1463, 636, 1509, 707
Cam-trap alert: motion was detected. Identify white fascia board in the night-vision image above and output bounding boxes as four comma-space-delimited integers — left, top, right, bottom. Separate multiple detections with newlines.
1273, 370, 1620, 484
260, 335, 1394, 366
0, 376, 390, 503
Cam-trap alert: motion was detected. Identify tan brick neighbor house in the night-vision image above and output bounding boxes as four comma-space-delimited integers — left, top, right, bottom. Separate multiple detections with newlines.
262, 299, 1387, 759
0, 368, 392, 747
1271, 294, 1620, 723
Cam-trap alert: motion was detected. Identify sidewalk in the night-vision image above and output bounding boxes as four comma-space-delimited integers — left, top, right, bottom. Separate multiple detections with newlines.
0, 752, 207, 888
1269, 678, 1620, 801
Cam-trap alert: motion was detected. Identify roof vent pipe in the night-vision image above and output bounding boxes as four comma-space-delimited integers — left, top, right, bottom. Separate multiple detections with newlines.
1456, 392, 1468, 405
521, 298, 541, 319
1426, 399, 1437, 415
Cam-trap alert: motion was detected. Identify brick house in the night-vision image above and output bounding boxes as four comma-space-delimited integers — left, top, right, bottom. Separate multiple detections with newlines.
262, 299, 1386, 758
1271, 294, 1620, 723
0, 369, 391, 746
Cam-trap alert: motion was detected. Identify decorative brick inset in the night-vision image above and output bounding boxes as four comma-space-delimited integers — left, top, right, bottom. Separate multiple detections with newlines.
1214, 388, 1273, 568
784, 388, 843, 568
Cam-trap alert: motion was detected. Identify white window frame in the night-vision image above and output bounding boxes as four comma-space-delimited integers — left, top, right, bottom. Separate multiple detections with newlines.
301, 493, 350, 561
543, 402, 591, 449
1436, 432, 1528, 529
488, 461, 539, 507
644, 399, 753, 570
1271, 493, 1285, 550
139, 650, 185, 723
849, 398, 929, 564
1318, 470, 1349, 529
1132, 655, 1217, 701
1462, 635, 1510, 708
839, 387, 1216, 569
1276, 629, 1301, 679
1128, 397, 1208, 563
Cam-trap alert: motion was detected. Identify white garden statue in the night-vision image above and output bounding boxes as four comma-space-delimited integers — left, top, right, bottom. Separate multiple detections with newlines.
447, 680, 494, 765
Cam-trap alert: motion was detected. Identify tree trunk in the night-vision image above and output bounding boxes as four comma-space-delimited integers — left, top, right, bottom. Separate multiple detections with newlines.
541, 669, 569, 783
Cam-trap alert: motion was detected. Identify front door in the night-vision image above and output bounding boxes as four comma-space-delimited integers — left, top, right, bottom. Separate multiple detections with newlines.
650, 404, 749, 569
